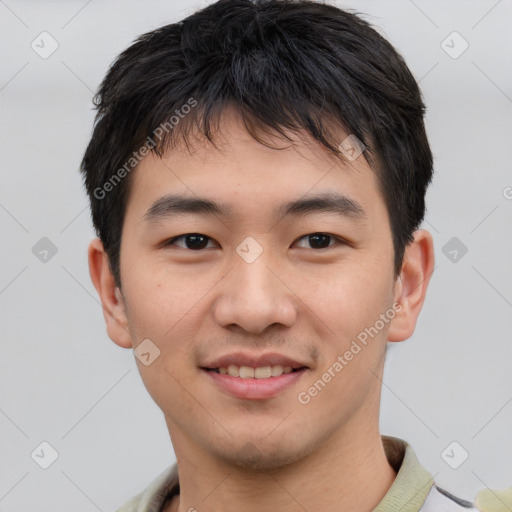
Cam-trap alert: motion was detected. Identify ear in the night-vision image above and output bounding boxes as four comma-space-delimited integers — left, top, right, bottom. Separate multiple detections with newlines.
88, 238, 133, 349
387, 229, 435, 342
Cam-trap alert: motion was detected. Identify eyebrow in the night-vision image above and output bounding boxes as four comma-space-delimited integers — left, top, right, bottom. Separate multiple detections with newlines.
142, 192, 366, 223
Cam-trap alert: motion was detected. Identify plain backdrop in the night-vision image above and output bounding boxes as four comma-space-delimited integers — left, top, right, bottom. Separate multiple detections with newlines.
0, 0, 511, 510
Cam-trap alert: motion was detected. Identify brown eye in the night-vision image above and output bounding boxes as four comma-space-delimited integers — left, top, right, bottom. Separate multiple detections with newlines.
295, 233, 340, 249
166, 233, 215, 250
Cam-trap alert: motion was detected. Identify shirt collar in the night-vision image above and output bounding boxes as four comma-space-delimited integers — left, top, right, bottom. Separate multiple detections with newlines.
122, 435, 434, 512
373, 435, 434, 512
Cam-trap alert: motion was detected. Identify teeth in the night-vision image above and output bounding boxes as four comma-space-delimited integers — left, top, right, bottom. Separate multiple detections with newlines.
227, 365, 239, 377
216, 364, 297, 379
239, 366, 254, 378
255, 366, 271, 378
271, 365, 284, 376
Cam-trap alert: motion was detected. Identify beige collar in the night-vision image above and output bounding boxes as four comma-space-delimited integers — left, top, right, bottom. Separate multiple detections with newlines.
119, 435, 434, 512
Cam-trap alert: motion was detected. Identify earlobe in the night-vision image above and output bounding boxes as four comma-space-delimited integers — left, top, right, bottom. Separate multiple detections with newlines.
88, 238, 133, 349
387, 229, 435, 342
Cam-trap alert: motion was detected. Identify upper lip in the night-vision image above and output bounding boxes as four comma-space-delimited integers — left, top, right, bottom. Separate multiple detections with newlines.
201, 352, 308, 370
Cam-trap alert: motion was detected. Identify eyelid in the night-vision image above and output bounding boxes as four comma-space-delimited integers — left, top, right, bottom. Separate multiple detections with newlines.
293, 232, 348, 249
161, 232, 350, 250
160, 233, 218, 249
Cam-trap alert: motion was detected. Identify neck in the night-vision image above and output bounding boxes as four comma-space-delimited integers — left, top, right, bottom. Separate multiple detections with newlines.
165, 417, 396, 512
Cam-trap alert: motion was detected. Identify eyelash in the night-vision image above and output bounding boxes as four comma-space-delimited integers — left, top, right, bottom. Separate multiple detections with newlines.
163, 232, 348, 250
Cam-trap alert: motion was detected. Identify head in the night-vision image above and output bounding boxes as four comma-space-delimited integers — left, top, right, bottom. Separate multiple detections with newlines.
83, 0, 434, 469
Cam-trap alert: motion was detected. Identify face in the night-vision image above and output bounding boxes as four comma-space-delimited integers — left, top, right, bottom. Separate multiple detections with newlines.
105, 108, 406, 469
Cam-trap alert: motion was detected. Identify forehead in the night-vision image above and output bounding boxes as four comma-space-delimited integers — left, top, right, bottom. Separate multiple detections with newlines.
125, 107, 386, 225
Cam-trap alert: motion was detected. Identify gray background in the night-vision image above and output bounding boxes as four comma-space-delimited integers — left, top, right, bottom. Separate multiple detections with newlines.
0, 0, 511, 510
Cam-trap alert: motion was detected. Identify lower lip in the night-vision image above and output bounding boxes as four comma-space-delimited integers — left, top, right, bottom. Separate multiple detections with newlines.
202, 368, 307, 400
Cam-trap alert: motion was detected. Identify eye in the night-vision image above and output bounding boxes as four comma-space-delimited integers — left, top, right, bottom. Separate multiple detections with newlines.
294, 233, 344, 249
163, 232, 346, 251
164, 233, 218, 250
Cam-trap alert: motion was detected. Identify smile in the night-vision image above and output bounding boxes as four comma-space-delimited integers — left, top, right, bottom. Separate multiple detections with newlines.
209, 364, 303, 379
202, 366, 308, 400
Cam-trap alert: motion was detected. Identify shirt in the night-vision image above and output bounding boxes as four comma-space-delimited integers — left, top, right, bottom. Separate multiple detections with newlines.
116, 435, 478, 512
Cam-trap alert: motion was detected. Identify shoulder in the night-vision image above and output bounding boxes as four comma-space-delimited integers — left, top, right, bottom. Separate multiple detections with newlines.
422, 484, 512, 512
116, 464, 178, 512
383, 436, 510, 512
474, 486, 512, 512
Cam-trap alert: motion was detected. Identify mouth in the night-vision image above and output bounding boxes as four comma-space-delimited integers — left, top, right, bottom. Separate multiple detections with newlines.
204, 364, 307, 379
200, 365, 308, 400
199, 352, 310, 399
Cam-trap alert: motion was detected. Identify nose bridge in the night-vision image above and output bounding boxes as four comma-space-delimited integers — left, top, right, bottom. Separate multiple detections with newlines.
213, 244, 297, 334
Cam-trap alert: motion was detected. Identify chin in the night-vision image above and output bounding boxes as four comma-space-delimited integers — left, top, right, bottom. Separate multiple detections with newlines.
219, 439, 310, 472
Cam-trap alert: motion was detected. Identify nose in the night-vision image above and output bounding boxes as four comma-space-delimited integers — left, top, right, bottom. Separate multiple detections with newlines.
212, 248, 298, 335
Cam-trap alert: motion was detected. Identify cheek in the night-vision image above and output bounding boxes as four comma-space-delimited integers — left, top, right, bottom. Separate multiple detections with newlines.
122, 261, 203, 340
306, 264, 392, 339
122, 262, 209, 375
125, 281, 202, 412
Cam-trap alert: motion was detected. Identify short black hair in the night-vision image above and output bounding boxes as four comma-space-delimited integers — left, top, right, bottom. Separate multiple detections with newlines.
80, 0, 433, 288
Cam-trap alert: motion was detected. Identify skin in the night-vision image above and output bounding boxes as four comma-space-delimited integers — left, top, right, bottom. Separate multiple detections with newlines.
89, 106, 434, 512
